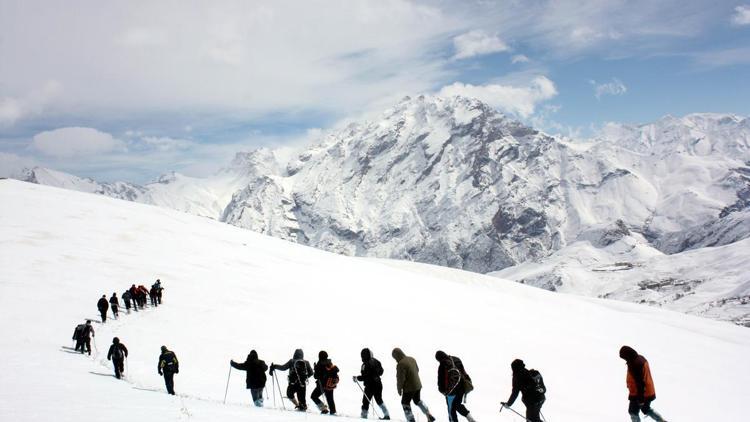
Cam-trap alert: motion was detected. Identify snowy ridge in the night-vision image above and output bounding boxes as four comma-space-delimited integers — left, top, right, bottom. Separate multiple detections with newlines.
12, 95, 750, 324
1, 179, 749, 422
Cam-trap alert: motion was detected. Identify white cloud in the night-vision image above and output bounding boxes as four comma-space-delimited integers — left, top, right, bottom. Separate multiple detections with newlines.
133, 136, 195, 152
0, 81, 62, 127
731, 5, 750, 25
590, 78, 627, 99
0, 152, 38, 177
452, 30, 509, 59
31, 127, 125, 158
438, 76, 558, 118
511, 54, 530, 64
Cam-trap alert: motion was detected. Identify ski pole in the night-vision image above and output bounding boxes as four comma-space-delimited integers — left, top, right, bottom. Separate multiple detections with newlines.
273, 371, 286, 410
354, 378, 382, 419
272, 370, 277, 408
500, 404, 530, 421
223, 365, 232, 404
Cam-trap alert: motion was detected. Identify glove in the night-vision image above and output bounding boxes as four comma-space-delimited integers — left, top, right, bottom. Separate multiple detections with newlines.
175, 369, 179, 374
159, 371, 163, 376
500, 402, 508, 407
269, 366, 275, 375
397, 389, 402, 396
352, 376, 358, 382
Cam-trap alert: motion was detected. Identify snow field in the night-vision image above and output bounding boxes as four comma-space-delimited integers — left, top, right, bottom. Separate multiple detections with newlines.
1, 179, 749, 422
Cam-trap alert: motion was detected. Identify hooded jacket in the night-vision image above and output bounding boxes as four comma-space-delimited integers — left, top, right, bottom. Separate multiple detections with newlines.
271, 349, 313, 386
357, 348, 385, 387
159, 347, 179, 375
231, 350, 267, 389
97, 297, 109, 312
506, 359, 545, 406
436, 351, 468, 396
619, 346, 656, 400
313, 351, 340, 390
392, 348, 422, 394
107, 338, 128, 361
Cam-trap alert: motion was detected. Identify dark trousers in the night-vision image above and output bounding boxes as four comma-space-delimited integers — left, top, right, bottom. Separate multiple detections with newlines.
74, 338, 83, 352
363, 382, 385, 409
446, 391, 470, 422
150, 295, 157, 306
99, 310, 107, 323
311, 384, 336, 414
164, 371, 175, 395
287, 384, 307, 409
124, 300, 131, 311
251, 388, 264, 407
111, 305, 118, 318
82, 338, 92, 355
523, 398, 545, 422
113, 358, 124, 379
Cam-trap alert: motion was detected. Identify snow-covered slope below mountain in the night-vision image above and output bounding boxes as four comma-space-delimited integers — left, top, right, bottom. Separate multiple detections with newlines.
1, 179, 749, 422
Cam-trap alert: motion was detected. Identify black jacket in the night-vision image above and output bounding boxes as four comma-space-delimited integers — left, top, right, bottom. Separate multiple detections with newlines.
356, 348, 384, 388
109, 296, 119, 307
231, 350, 267, 389
159, 350, 179, 374
507, 367, 545, 406
107, 343, 128, 361
437, 355, 468, 395
97, 297, 109, 312
271, 349, 313, 386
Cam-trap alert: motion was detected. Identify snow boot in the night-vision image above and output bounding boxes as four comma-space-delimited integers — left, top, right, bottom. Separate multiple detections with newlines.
416, 401, 435, 422
317, 402, 330, 414
379, 403, 391, 420
361, 409, 369, 418
402, 404, 416, 422
466, 414, 477, 422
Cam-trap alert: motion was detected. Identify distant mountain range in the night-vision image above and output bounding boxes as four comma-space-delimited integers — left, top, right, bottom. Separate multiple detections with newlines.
14, 95, 750, 325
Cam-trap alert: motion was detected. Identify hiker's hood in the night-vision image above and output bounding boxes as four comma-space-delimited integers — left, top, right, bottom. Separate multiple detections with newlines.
293, 349, 304, 359
391, 348, 406, 362
361, 348, 372, 362
249, 350, 258, 360
619, 346, 638, 362
511, 359, 525, 372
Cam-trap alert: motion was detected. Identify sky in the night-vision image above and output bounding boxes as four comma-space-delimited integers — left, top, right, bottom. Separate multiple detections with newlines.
1, 0, 749, 183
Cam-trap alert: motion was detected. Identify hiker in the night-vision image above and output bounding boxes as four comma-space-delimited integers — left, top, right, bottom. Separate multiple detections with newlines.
122, 290, 132, 313
97, 295, 109, 323
391, 348, 436, 422
149, 285, 158, 307
109, 293, 120, 319
355, 348, 390, 419
155, 279, 163, 304
137, 285, 149, 307
159, 345, 180, 395
501, 359, 546, 422
230, 350, 268, 407
129, 285, 139, 311
106, 337, 128, 379
270, 349, 313, 411
311, 351, 339, 415
72, 322, 86, 352
80, 320, 95, 355
619, 346, 668, 422
436, 351, 476, 422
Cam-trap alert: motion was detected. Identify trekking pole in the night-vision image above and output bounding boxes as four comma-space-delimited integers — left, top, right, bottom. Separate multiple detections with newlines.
273, 371, 286, 410
223, 365, 232, 404
271, 371, 277, 408
500, 404, 530, 421
354, 378, 382, 419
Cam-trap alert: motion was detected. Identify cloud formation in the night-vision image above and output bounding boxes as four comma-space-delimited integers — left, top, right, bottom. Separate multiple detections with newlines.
32, 127, 125, 158
511, 55, 530, 64
731, 5, 750, 25
0, 81, 62, 128
590, 78, 628, 99
439, 76, 558, 118
452, 30, 509, 59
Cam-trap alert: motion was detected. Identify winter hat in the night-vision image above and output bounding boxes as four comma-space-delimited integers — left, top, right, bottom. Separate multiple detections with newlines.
619, 346, 638, 361
161, 345, 168, 353
319, 350, 328, 361
249, 350, 258, 360
511, 359, 525, 371
361, 348, 372, 362
435, 350, 448, 361
293, 349, 304, 359
113, 337, 120, 344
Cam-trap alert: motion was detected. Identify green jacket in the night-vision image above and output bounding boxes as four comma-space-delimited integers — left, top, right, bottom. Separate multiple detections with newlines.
392, 348, 422, 394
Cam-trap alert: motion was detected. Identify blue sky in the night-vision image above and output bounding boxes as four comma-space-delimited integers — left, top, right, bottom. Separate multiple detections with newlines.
1, 0, 749, 183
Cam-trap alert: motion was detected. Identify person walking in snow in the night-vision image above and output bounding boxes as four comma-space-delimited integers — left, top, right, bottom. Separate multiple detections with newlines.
122, 290, 132, 313
149, 285, 158, 307
154, 279, 163, 304
501, 359, 546, 422
619, 346, 668, 422
158, 345, 179, 395
355, 348, 391, 419
391, 348, 436, 422
435, 351, 476, 422
270, 349, 313, 411
129, 285, 139, 311
311, 351, 339, 415
107, 337, 128, 379
97, 295, 109, 323
109, 293, 120, 319
230, 350, 268, 407
80, 320, 95, 355
72, 322, 86, 352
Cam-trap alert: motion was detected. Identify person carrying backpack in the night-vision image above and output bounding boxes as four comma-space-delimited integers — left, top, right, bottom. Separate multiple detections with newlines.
154, 279, 163, 304
619, 346, 668, 422
109, 293, 120, 319
392, 348, 436, 422
501, 359, 546, 422
270, 349, 313, 411
355, 348, 390, 419
230, 350, 268, 406
149, 285, 158, 307
97, 295, 109, 323
122, 290, 132, 313
72, 322, 86, 352
106, 337, 128, 379
436, 351, 477, 422
159, 345, 180, 395
80, 320, 95, 355
311, 350, 339, 415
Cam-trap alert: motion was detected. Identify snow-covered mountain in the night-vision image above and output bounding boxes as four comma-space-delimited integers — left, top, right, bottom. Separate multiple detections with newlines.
2, 179, 749, 422
13, 95, 750, 324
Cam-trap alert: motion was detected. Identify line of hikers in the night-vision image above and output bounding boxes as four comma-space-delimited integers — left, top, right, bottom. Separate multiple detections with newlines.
101, 336, 179, 393
95, 279, 164, 323
224, 346, 668, 422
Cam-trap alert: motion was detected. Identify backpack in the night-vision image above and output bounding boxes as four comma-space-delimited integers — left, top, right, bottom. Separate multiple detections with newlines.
113, 345, 125, 360
323, 364, 340, 390
162, 351, 179, 373
292, 359, 309, 385
73, 324, 85, 340
525, 369, 546, 399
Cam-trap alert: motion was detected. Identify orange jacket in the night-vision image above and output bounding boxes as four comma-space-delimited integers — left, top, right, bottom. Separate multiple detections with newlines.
626, 357, 656, 399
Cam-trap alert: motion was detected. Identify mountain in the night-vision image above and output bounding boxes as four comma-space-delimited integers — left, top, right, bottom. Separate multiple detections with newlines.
2, 179, 749, 422
12, 95, 750, 324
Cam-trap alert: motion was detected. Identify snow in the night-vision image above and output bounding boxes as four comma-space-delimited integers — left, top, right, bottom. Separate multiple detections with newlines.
1, 179, 749, 422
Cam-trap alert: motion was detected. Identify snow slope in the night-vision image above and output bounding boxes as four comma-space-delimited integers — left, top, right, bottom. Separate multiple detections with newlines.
1, 179, 749, 422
